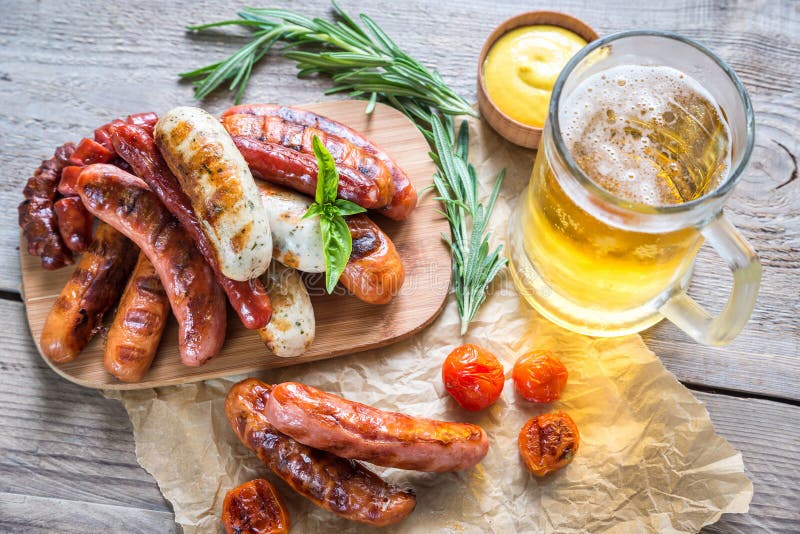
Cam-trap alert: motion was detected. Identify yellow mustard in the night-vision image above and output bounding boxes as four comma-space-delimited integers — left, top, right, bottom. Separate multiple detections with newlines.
483, 25, 587, 128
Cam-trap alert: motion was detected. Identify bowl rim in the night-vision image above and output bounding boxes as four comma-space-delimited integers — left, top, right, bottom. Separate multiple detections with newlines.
477, 10, 600, 138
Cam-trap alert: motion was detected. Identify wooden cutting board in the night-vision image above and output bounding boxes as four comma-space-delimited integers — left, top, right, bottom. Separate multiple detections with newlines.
20, 100, 450, 390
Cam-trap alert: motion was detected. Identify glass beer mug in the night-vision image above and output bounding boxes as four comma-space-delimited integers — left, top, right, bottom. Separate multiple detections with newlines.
507, 31, 761, 345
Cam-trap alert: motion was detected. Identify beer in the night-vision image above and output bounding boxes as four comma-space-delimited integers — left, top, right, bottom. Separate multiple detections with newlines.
511, 65, 732, 333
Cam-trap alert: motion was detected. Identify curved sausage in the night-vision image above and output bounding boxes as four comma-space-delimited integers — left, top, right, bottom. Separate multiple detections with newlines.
258, 264, 314, 358
54, 196, 93, 253
104, 252, 170, 382
18, 142, 76, 270
222, 479, 290, 534
222, 104, 416, 220
77, 164, 226, 366
110, 122, 272, 330
40, 221, 137, 363
266, 382, 489, 472
226, 379, 416, 527
154, 106, 272, 282
341, 214, 405, 305
255, 181, 404, 304
231, 136, 391, 210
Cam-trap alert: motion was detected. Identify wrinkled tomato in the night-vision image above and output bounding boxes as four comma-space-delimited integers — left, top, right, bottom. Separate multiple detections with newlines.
222, 478, 290, 534
442, 343, 505, 411
518, 412, 580, 477
512, 351, 568, 403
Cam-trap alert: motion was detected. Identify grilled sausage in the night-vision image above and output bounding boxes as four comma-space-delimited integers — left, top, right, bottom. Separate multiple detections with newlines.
226, 379, 416, 527
54, 196, 93, 253
77, 164, 226, 366
222, 104, 417, 220
342, 214, 405, 305
266, 382, 489, 472
110, 122, 272, 330
19, 142, 76, 269
222, 479, 290, 534
155, 106, 272, 282
258, 264, 314, 358
40, 221, 137, 363
231, 135, 391, 210
255, 181, 404, 303
104, 252, 170, 382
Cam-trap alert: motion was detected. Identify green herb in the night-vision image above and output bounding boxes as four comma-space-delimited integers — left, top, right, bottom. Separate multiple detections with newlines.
183, 2, 505, 334
302, 135, 366, 293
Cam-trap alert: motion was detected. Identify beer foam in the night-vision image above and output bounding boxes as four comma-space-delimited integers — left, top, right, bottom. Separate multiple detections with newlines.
559, 65, 730, 205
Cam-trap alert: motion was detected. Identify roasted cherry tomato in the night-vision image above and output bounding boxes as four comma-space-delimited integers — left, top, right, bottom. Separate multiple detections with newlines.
512, 351, 568, 403
518, 412, 580, 477
442, 343, 505, 411
222, 479, 290, 534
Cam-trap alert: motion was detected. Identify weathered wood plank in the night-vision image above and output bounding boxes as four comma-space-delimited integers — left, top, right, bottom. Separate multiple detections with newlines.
1, 0, 797, 398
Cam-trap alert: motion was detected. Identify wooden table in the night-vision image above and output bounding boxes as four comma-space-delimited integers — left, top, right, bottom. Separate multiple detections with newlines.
1, 1, 797, 531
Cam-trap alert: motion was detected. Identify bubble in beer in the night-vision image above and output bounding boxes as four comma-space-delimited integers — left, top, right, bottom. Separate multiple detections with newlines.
560, 65, 731, 206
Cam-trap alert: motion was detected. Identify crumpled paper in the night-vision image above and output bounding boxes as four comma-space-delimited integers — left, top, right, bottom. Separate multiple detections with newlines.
107, 116, 752, 533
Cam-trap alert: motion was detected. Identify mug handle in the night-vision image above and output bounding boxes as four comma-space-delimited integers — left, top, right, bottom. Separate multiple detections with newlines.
659, 212, 761, 346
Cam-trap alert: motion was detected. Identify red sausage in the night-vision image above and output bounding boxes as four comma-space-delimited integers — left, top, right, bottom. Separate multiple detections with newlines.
18, 142, 76, 269
341, 214, 404, 304
109, 123, 272, 330
54, 196, 93, 253
222, 104, 417, 220
226, 379, 416, 527
266, 382, 489, 472
77, 164, 226, 366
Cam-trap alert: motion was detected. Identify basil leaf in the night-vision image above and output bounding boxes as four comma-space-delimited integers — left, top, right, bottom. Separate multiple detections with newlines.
334, 198, 367, 217
302, 202, 325, 220
312, 135, 339, 203
320, 214, 352, 293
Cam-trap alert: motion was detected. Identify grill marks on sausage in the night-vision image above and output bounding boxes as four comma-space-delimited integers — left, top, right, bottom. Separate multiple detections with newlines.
226, 379, 416, 527
19, 142, 77, 269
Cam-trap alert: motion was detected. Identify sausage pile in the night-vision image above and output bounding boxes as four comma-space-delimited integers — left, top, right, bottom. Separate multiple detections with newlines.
20, 105, 416, 382
223, 378, 488, 530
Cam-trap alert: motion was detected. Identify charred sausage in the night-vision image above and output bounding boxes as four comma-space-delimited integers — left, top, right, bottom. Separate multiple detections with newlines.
104, 252, 170, 382
222, 104, 416, 220
40, 221, 137, 363
77, 164, 226, 366
231, 136, 392, 210
110, 122, 272, 330
266, 382, 489, 472
53, 196, 93, 253
18, 142, 76, 269
154, 107, 272, 282
226, 379, 416, 527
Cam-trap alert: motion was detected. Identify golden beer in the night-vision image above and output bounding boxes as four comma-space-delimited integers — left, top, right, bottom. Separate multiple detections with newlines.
510, 64, 733, 334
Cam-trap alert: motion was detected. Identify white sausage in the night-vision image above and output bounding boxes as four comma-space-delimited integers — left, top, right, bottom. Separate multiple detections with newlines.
154, 106, 272, 281
258, 263, 315, 357
256, 181, 325, 273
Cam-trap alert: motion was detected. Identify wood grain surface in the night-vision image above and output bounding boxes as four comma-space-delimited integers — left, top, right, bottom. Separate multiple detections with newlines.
1, 0, 798, 532
19, 100, 450, 389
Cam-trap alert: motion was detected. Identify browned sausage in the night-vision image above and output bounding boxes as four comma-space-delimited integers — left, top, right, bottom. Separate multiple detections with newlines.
110, 122, 272, 330
222, 479, 290, 534
18, 142, 76, 270
104, 252, 170, 382
222, 104, 417, 220
226, 379, 416, 527
54, 196, 93, 253
266, 382, 489, 472
77, 164, 226, 366
231, 135, 392, 210
341, 214, 404, 304
40, 221, 137, 363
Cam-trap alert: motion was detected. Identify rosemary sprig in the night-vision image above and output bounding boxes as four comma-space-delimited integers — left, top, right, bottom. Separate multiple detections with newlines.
182, 2, 505, 334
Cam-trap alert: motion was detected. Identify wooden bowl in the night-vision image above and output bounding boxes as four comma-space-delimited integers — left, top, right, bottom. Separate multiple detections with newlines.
477, 11, 599, 149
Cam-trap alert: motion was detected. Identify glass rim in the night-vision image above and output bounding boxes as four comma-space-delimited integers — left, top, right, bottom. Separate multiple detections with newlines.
548, 29, 756, 216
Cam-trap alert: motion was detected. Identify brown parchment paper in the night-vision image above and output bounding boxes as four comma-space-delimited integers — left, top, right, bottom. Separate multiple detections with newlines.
107, 117, 752, 533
